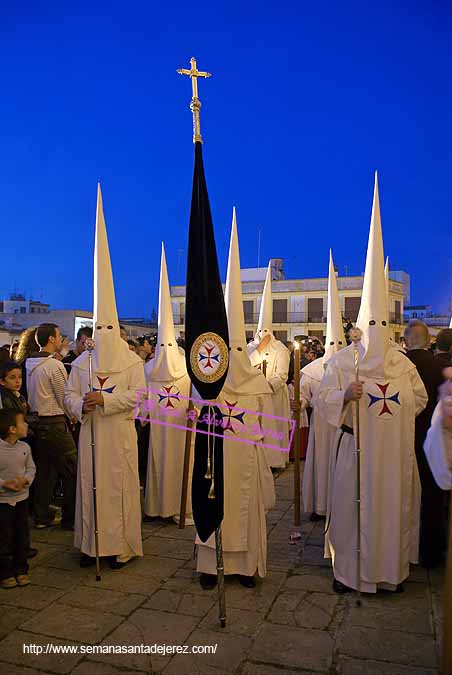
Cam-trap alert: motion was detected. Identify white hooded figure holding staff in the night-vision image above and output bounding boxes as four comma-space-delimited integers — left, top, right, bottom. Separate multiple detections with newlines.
65, 185, 145, 568
301, 250, 346, 519
196, 209, 276, 589
247, 261, 290, 469
144, 243, 193, 522
317, 173, 427, 593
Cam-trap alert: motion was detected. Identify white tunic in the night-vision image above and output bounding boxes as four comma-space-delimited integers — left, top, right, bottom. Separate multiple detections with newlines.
300, 357, 335, 516
247, 338, 291, 468
196, 391, 276, 577
317, 346, 427, 592
424, 407, 452, 490
65, 359, 145, 560
144, 370, 193, 518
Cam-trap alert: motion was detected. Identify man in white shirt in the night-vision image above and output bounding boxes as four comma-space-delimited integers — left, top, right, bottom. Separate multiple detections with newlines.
26, 323, 77, 530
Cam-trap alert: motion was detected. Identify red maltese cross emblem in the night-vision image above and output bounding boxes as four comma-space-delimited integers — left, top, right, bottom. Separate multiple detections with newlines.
158, 385, 181, 409
93, 376, 116, 394
368, 383, 401, 417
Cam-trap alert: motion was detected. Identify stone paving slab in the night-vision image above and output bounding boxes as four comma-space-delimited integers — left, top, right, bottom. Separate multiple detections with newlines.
72, 663, 147, 675
0, 605, 35, 640
0, 630, 83, 673
337, 656, 439, 675
250, 622, 334, 672
0, 584, 67, 611
62, 586, 146, 616
338, 625, 438, 668
89, 608, 199, 672
0, 464, 443, 675
20, 602, 124, 644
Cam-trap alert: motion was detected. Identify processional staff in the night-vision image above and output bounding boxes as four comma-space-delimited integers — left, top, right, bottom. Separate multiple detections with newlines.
177, 57, 226, 628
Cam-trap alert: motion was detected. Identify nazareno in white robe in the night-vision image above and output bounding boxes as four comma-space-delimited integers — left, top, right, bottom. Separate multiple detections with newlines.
247, 337, 291, 469
317, 344, 428, 592
65, 356, 145, 561
300, 357, 335, 516
424, 405, 452, 490
143, 364, 193, 519
196, 391, 276, 578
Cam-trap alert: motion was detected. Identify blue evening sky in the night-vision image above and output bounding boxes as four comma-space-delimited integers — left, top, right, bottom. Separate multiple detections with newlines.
0, 1, 451, 316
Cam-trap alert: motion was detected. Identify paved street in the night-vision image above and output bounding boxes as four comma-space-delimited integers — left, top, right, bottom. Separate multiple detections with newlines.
0, 466, 444, 675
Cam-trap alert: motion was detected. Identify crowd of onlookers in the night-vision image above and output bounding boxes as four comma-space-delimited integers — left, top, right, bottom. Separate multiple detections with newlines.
0, 322, 158, 589
0, 319, 451, 589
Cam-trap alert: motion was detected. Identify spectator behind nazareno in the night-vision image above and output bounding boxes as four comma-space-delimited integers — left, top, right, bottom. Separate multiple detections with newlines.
25, 323, 77, 530
435, 328, 452, 366
62, 326, 93, 375
14, 327, 38, 400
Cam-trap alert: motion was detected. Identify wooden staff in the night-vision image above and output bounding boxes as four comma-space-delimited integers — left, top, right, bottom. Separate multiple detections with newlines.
179, 383, 194, 529
86, 338, 101, 581
350, 327, 363, 606
293, 341, 301, 526
262, 359, 267, 377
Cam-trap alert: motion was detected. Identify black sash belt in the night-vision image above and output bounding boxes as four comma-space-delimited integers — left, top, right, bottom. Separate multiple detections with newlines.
340, 424, 354, 435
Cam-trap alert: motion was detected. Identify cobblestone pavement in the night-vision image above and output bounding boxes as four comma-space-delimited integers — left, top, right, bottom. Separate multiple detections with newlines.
0, 466, 444, 674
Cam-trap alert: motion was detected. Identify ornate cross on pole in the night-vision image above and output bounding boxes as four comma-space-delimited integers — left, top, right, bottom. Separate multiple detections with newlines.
177, 56, 212, 144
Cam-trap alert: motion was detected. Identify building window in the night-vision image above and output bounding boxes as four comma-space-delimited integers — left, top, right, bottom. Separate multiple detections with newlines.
274, 330, 288, 342
273, 299, 287, 323
309, 330, 324, 341
179, 302, 185, 325
394, 300, 401, 324
243, 300, 254, 323
344, 297, 360, 322
307, 298, 323, 322
20, 307, 26, 314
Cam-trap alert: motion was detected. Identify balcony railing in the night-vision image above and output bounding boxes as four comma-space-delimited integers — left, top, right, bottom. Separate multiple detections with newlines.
175, 312, 404, 325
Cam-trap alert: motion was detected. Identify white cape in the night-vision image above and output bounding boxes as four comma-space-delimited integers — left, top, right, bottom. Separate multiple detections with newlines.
65, 353, 145, 560
317, 345, 428, 591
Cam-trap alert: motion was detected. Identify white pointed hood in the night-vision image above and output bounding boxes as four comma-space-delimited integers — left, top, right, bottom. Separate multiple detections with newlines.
146, 244, 187, 383
384, 256, 390, 323
324, 250, 346, 363
355, 172, 390, 376
256, 261, 273, 340
449, 316, 452, 329
91, 184, 139, 374
224, 208, 271, 396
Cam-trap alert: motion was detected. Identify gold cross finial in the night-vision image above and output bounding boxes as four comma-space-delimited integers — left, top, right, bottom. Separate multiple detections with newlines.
177, 57, 212, 143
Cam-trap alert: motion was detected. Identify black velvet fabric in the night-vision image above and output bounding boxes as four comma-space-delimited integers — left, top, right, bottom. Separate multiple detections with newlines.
185, 142, 229, 542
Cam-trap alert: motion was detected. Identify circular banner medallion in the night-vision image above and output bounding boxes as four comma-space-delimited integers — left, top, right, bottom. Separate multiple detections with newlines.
190, 332, 229, 384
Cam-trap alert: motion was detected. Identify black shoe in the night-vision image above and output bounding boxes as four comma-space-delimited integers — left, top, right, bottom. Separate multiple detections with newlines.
34, 519, 55, 529
26, 547, 38, 559
310, 512, 325, 522
61, 523, 74, 531
238, 575, 256, 588
80, 554, 96, 568
396, 583, 404, 593
333, 579, 353, 594
199, 573, 217, 590
108, 556, 128, 570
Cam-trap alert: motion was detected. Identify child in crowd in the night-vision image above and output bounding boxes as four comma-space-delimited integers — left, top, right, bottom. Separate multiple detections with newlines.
0, 409, 35, 588
0, 361, 29, 415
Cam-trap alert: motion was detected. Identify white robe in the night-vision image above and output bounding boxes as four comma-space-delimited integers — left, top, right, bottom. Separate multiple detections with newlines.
317, 346, 428, 592
247, 338, 290, 468
144, 371, 193, 518
300, 357, 335, 516
196, 392, 276, 577
64, 359, 145, 561
424, 406, 452, 490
